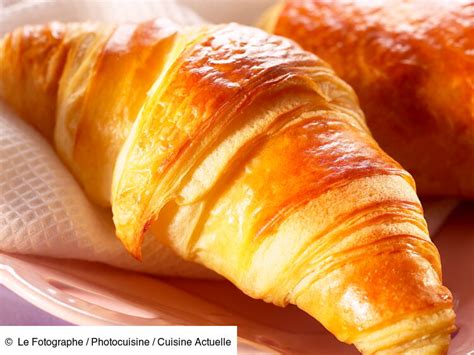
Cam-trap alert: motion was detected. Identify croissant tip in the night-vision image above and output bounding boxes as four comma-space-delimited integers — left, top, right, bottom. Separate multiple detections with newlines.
354, 308, 455, 354
115, 230, 144, 261
131, 249, 143, 261
126, 242, 143, 261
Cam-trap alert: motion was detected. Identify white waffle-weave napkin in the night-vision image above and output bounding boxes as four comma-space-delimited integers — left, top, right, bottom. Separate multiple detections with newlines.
0, 0, 217, 278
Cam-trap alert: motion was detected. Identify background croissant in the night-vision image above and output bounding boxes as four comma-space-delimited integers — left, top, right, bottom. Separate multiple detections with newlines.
261, 0, 474, 198
0, 19, 455, 353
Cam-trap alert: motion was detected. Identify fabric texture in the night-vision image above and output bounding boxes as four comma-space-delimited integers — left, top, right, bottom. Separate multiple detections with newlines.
0, 0, 216, 278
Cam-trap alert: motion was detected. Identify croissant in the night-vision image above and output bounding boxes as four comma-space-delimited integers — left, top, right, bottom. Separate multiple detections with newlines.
0, 20, 455, 353
261, 0, 474, 198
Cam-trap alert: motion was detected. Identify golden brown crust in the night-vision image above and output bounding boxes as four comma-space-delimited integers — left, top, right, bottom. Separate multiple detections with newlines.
0, 22, 71, 139
0, 20, 455, 353
267, 0, 474, 198
58, 19, 178, 205
113, 23, 381, 256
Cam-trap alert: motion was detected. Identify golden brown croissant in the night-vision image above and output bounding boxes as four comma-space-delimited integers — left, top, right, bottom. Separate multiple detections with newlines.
0, 20, 455, 353
261, 0, 474, 198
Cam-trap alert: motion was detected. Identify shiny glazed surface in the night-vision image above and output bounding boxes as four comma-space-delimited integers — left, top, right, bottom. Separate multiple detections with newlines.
268, 0, 474, 198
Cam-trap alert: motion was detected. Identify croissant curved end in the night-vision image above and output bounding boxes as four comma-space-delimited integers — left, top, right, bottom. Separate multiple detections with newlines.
355, 309, 455, 354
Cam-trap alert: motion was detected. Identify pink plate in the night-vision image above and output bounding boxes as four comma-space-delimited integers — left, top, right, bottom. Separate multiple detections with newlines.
0, 203, 473, 354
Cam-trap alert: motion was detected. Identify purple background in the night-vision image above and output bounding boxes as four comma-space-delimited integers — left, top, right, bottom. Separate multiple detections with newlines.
0, 285, 71, 325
